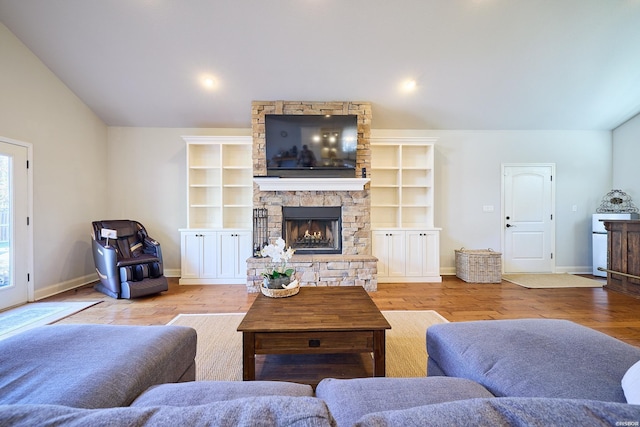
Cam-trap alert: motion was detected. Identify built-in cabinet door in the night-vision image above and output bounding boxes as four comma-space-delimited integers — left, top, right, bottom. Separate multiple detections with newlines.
200, 232, 217, 278
421, 230, 440, 278
217, 230, 251, 279
372, 230, 406, 277
181, 231, 216, 279
387, 232, 406, 277
372, 231, 390, 277
405, 231, 425, 277
181, 232, 202, 279
405, 230, 440, 277
217, 232, 236, 279
235, 232, 252, 277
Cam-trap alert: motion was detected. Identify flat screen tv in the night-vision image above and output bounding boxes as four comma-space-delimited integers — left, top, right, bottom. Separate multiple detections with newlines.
265, 114, 358, 178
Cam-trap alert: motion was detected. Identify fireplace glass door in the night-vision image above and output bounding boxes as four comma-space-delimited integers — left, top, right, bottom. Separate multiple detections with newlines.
282, 207, 341, 254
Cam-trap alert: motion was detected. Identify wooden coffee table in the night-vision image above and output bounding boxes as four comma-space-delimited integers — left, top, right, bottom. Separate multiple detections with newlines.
237, 286, 391, 382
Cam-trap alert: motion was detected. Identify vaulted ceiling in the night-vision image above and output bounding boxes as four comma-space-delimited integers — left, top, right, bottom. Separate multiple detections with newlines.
1, 0, 639, 130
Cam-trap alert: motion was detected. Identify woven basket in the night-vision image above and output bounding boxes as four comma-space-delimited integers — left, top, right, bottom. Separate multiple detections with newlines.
455, 248, 502, 283
260, 282, 300, 298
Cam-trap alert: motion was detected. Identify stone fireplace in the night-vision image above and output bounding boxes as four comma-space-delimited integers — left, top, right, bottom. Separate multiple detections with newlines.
246, 101, 377, 291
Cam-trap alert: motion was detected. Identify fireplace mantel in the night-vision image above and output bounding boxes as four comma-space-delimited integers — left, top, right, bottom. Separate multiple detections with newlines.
253, 177, 370, 192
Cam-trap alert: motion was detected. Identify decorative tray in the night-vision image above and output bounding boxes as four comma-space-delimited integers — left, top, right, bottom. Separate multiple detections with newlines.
260, 280, 300, 298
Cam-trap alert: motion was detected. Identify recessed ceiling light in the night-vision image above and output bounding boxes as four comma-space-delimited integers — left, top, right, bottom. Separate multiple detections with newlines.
201, 75, 218, 90
401, 79, 417, 92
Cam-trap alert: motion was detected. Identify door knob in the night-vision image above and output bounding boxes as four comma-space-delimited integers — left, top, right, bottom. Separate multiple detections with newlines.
506, 224, 516, 228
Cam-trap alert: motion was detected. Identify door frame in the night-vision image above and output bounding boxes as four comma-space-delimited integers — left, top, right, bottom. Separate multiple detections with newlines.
500, 163, 556, 274
0, 136, 34, 304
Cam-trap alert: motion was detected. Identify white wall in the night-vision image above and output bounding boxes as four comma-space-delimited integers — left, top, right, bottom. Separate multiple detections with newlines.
0, 23, 108, 298
613, 113, 640, 199
106, 127, 251, 274
373, 129, 612, 274
108, 127, 612, 275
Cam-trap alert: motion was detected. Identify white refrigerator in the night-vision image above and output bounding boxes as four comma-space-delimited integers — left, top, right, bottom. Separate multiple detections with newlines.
592, 213, 639, 277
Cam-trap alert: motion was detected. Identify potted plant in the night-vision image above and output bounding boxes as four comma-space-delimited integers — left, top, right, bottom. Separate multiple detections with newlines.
260, 238, 296, 289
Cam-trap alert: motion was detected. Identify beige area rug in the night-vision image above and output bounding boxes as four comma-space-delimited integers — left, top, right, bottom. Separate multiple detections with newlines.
167, 310, 448, 381
503, 273, 604, 289
0, 301, 102, 341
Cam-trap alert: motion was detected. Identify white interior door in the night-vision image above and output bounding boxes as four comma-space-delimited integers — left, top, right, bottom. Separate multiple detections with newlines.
0, 138, 32, 310
502, 164, 555, 273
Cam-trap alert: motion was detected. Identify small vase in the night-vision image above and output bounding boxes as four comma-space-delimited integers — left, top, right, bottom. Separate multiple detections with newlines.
264, 276, 291, 289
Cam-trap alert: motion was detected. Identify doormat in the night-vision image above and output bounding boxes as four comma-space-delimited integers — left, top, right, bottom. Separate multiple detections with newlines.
0, 301, 101, 340
503, 273, 604, 289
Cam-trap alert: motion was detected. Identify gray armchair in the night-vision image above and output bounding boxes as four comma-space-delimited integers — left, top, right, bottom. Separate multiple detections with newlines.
91, 220, 168, 299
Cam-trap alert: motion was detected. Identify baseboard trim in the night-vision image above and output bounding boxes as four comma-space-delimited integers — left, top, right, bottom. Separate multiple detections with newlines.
441, 267, 456, 276
378, 275, 442, 283
164, 268, 181, 278
34, 273, 98, 301
34, 268, 182, 300
441, 266, 592, 277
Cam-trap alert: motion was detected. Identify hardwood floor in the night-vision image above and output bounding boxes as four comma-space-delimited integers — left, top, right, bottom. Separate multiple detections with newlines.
44, 275, 640, 347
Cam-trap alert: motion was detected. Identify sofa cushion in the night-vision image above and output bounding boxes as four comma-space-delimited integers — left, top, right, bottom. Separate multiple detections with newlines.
354, 397, 640, 427
622, 359, 640, 404
0, 397, 336, 427
0, 324, 197, 408
426, 319, 640, 402
316, 376, 494, 427
132, 380, 314, 406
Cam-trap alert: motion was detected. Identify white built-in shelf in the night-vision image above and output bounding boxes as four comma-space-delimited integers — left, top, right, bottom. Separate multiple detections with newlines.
253, 177, 370, 192
370, 136, 441, 283
370, 137, 436, 229
183, 136, 253, 229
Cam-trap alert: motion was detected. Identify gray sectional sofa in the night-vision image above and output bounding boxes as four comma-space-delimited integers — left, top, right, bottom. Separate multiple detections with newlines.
351, 318, 640, 426
2, 319, 640, 426
426, 318, 640, 402
314, 318, 640, 426
0, 324, 197, 408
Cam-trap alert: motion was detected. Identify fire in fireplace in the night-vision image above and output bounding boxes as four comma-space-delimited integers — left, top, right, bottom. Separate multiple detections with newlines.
282, 207, 342, 254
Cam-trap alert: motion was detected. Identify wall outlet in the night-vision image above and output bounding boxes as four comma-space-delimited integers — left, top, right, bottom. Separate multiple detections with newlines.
101, 228, 117, 239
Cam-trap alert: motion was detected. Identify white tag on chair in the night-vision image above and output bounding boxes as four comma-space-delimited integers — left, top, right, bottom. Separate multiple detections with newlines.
101, 228, 118, 247
101, 228, 117, 239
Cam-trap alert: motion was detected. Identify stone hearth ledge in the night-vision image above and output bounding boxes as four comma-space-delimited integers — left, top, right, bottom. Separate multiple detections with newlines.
246, 254, 378, 292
